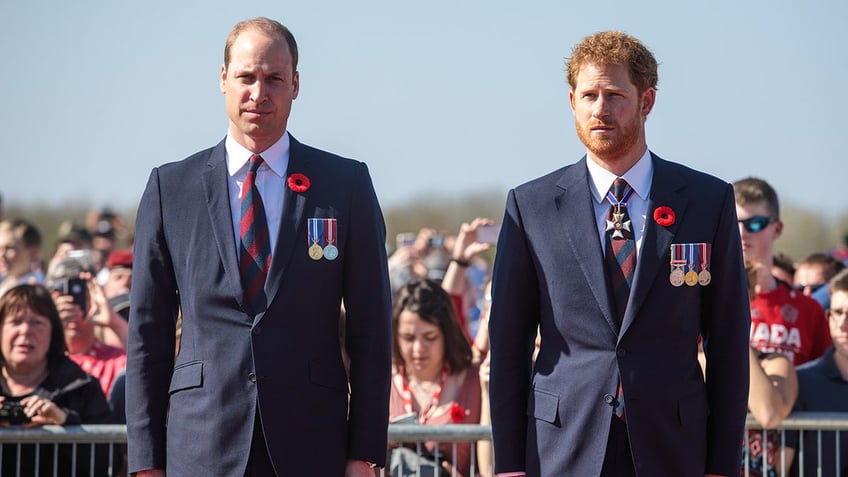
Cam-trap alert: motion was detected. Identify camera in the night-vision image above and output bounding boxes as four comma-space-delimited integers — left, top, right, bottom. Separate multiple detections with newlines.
0, 400, 31, 425
52, 277, 88, 312
428, 234, 445, 248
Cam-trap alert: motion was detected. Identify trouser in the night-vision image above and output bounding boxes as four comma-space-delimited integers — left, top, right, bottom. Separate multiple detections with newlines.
600, 415, 637, 477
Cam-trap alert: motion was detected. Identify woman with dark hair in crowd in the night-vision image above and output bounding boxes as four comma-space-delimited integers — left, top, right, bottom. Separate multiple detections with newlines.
390, 279, 481, 477
0, 284, 114, 476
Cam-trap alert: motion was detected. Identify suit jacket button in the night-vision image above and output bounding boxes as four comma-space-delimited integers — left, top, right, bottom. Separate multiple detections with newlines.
248, 372, 257, 383
617, 348, 626, 358
253, 326, 261, 335
603, 393, 616, 406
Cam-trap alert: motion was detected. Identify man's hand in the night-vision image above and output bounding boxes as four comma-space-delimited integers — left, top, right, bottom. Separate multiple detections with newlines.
345, 459, 377, 477
136, 470, 166, 477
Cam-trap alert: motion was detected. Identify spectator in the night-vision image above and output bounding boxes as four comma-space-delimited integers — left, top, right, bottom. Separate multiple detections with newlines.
103, 249, 133, 321
786, 269, 848, 476
0, 219, 44, 297
793, 252, 845, 310
441, 217, 495, 339
389, 279, 481, 477
734, 177, 831, 365
740, 262, 798, 477
771, 253, 795, 287
0, 284, 113, 475
46, 254, 127, 396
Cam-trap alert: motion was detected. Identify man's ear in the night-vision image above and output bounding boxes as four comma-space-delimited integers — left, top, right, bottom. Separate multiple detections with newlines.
773, 220, 784, 239
640, 88, 656, 117
220, 65, 227, 94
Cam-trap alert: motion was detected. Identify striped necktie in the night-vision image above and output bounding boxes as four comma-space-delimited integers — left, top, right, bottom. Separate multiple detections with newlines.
239, 154, 272, 313
603, 177, 636, 421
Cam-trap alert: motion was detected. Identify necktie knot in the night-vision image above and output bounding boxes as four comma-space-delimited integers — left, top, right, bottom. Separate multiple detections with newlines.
248, 154, 265, 173
611, 178, 628, 201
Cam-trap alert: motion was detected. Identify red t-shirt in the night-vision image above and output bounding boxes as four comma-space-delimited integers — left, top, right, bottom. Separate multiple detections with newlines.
749, 282, 830, 366
68, 341, 127, 397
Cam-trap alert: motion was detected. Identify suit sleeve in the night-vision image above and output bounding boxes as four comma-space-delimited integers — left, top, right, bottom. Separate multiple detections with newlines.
488, 189, 541, 474
701, 183, 751, 475
126, 168, 179, 473
341, 162, 393, 466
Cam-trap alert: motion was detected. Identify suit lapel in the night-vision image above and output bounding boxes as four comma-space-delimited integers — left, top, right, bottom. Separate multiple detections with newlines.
556, 158, 619, 332
620, 154, 688, 337
201, 140, 249, 312
260, 136, 312, 324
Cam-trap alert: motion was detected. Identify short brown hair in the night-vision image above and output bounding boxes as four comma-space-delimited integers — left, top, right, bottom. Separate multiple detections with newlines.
733, 177, 780, 219
0, 284, 67, 367
224, 17, 298, 73
392, 279, 471, 374
829, 268, 848, 298
566, 31, 658, 93
797, 253, 845, 280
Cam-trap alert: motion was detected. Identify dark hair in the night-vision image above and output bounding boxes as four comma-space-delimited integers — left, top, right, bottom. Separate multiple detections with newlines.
0, 284, 67, 367
797, 252, 846, 280
733, 177, 780, 219
225, 17, 298, 74
392, 279, 471, 374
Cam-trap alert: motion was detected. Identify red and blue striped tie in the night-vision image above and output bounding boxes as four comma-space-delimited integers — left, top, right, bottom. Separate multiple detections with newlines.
239, 154, 272, 313
604, 177, 636, 421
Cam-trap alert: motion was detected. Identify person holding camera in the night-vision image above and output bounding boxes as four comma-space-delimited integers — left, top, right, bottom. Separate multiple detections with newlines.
0, 284, 114, 475
46, 254, 127, 398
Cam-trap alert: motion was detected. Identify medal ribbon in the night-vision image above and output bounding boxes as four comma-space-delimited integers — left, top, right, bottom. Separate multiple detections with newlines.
605, 185, 635, 210
699, 243, 710, 272
688, 243, 698, 272
308, 218, 324, 245
324, 218, 336, 246
400, 365, 449, 424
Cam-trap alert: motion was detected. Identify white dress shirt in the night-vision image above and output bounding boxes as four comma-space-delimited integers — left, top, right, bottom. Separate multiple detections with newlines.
226, 132, 290, 258
586, 148, 654, 260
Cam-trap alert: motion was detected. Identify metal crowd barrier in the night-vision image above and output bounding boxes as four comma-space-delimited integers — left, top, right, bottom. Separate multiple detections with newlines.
0, 414, 845, 477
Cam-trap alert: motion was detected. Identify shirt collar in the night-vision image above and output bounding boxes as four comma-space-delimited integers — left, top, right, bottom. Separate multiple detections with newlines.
586, 148, 653, 204
225, 132, 290, 178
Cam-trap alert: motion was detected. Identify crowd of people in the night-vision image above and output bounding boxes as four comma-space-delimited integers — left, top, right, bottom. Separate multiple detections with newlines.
1, 18, 847, 477
0, 181, 846, 476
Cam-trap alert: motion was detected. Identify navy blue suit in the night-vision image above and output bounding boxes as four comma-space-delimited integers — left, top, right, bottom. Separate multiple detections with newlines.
489, 154, 750, 476
127, 136, 392, 476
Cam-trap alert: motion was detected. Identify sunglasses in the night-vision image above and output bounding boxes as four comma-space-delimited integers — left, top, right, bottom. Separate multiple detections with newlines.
794, 283, 826, 294
738, 216, 777, 233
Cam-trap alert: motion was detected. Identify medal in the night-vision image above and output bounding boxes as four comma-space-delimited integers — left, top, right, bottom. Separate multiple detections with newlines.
698, 243, 711, 286
685, 243, 699, 286
669, 245, 686, 286
309, 243, 324, 260
323, 218, 338, 261
308, 218, 324, 260
605, 186, 635, 240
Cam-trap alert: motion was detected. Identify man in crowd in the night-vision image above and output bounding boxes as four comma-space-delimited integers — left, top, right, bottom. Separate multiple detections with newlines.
787, 268, 848, 476
127, 17, 392, 477
488, 31, 750, 477
734, 177, 831, 366
794, 252, 845, 309
47, 254, 127, 398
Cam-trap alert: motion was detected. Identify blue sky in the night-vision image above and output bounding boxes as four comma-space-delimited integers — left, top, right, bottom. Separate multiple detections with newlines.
2, 0, 846, 215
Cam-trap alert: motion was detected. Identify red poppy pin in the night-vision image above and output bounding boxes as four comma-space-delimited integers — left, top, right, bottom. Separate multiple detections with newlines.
653, 206, 675, 227
287, 173, 311, 193
449, 403, 465, 423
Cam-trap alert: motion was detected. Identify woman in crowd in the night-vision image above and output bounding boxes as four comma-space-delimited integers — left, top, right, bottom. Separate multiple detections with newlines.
390, 279, 481, 477
0, 284, 114, 475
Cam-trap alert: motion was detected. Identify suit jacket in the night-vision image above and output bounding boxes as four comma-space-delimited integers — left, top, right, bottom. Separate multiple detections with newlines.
488, 154, 750, 477
126, 135, 393, 476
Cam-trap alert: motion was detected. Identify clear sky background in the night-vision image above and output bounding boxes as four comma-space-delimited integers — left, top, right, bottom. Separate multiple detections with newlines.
2, 0, 846, 216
